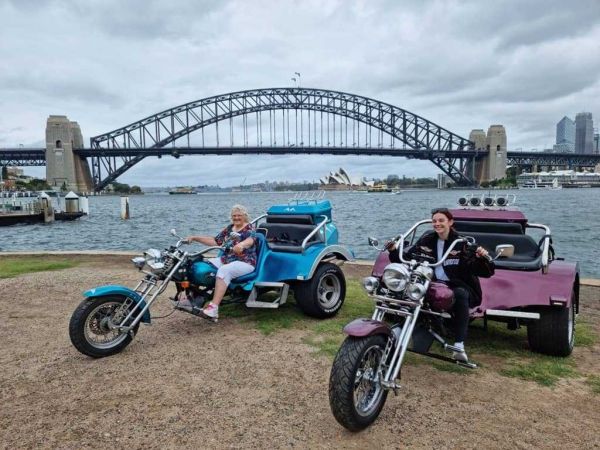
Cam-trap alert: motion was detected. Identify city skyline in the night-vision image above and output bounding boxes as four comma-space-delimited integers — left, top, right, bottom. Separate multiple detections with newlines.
1, 0, 599, 186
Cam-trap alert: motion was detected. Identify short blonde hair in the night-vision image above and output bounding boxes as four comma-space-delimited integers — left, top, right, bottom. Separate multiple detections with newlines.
230, 204, 250, 222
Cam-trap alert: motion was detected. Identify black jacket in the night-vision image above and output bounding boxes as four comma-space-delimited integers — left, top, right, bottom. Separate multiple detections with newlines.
389, 229, 495, 306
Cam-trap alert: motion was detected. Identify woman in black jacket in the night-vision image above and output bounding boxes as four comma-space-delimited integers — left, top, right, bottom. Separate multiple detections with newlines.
388, 208, 495, 362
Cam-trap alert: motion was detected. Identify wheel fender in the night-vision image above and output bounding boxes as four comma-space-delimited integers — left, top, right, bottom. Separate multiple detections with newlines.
306, 245, 354, 279
83, 285, 151, 324
343, 318, 391, 337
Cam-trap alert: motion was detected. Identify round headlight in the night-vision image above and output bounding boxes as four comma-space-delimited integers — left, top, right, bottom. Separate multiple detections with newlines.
382, 263, 410, 292
406, 282, 428, 301
362, 276, 379, 294
413, 265, 433, 280
143, 248, 164, 272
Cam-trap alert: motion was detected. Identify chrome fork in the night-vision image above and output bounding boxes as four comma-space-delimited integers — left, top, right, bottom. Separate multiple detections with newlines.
115, 255, 187, 331
372, 302, 422, 391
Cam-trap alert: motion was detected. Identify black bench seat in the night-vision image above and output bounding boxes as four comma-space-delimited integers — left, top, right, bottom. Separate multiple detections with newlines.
261, 223, 322, 253
459, 231, 543, 271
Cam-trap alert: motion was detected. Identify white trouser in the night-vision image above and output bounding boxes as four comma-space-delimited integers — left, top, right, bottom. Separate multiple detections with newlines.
209, 258, 255, 286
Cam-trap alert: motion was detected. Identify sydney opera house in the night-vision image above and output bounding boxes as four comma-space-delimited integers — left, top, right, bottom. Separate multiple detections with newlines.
319, 168, 374, 190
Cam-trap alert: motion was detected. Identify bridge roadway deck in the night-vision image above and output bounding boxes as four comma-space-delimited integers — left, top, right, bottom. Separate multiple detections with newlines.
2, 147, 600, 166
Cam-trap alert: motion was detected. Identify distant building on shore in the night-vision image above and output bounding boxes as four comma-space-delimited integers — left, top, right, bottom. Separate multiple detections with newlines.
319, 168, 373, 190
575, 112, 594, 154
553, 116, 575, 153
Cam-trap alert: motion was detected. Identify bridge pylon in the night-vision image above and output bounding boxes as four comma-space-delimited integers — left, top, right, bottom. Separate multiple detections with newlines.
469, 125, 507, 184
45, 115, 93, 193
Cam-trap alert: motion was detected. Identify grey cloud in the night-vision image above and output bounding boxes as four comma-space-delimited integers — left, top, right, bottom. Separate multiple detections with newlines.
0, 73, 121, 106
73, 0, 223, 41
453, 0, 600, 50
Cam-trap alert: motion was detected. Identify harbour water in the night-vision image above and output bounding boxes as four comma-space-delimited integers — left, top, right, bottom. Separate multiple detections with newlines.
1, 188, 598, 278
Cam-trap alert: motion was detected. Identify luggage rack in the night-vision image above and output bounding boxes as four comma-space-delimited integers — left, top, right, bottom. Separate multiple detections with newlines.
458, 193, 517, 208
289, 190, 325, 205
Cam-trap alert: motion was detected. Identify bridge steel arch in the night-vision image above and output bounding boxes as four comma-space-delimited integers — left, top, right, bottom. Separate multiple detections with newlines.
90, 88, 475, 190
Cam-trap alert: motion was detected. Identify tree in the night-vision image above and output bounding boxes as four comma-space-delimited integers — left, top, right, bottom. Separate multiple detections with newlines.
386, 174, 400, 187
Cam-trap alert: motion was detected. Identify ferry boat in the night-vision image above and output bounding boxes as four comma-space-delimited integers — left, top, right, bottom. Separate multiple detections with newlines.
367, 184, 392, 193
168, 186, 197, 195
517, 170, 600, 189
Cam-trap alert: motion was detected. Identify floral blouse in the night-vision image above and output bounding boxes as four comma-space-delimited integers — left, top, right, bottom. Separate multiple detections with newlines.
214, 223, 257, 266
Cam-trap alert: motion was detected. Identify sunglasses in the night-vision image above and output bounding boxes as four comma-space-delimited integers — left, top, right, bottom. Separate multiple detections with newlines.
431, 208, 450, 215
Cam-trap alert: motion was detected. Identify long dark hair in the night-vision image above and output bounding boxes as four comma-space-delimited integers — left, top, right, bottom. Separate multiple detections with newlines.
431, 208, 456, 232
431, 207, 454, 220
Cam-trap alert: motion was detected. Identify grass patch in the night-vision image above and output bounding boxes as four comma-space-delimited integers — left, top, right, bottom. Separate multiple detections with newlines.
221, 279, 374, 337
0, 257, 78, 279
500, 357, 577, 387
575, 320, 596, 347
221, 277, 589, 387
585, 375, 600, 394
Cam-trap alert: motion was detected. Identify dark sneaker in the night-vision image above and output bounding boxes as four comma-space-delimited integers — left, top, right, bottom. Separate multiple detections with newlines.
176, 297, 193, 311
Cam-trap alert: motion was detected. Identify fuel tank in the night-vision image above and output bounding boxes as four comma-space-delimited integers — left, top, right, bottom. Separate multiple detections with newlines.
190, 260, 217, 287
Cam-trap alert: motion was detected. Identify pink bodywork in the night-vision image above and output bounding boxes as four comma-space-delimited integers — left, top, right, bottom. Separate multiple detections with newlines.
370, 206, 579, 315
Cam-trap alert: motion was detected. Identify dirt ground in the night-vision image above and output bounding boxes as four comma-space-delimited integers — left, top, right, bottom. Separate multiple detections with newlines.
1, 255, 599, 449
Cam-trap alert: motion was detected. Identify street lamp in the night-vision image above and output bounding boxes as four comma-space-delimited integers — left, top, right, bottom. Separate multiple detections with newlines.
294, 72, 301, 87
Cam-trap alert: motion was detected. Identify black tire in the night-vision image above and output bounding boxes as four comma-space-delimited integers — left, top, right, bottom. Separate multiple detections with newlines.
294, 262, 346, 318
527, 291, 575, 356
69, 295, 140, 358
329, 335, 389, 431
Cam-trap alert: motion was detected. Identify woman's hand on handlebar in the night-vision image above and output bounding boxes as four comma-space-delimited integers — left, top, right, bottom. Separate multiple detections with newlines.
384, 240, 397, 251
475, 246, 490, 260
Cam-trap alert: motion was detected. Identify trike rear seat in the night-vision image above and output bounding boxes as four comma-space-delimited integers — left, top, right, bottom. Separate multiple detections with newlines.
258, 214, 323, 253
460, 231, 542, 271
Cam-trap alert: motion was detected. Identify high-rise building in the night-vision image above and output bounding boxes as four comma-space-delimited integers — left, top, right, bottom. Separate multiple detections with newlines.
594, 132, 599, 153
575, 112, 594, 153
553, 116, 575, 152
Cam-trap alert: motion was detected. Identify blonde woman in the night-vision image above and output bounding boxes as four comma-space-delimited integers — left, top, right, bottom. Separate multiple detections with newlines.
184, 204, 256, 320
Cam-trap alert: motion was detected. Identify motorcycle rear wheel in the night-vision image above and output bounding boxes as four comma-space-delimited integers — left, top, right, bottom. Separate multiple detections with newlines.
329, 334, 388, 431
69, 295, 140, 358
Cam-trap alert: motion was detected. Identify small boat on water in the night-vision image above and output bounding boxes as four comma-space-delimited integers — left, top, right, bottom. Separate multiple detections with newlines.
546, 178, 562, 190
169, 186, 197, 195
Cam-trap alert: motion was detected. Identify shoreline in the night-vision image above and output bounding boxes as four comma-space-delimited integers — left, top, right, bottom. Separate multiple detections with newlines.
1, 251, 599, 287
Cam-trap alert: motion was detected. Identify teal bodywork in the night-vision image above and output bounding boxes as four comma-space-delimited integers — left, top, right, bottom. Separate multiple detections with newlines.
187, 199, 354, 292
190, 261, 217, 287
267, 200, 333, 222
83, 285, 151, 324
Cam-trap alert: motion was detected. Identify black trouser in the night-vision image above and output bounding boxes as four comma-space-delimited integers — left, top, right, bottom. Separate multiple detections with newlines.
452, 287, 471, 343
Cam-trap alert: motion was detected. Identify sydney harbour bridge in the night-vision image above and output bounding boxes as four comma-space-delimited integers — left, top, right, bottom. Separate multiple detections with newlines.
2, 87, 598, 192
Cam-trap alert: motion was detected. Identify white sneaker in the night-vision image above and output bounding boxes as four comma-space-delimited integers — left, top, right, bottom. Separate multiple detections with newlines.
452, 350, 469, 362
201, 303, 219, 320
452, 342, 468, 362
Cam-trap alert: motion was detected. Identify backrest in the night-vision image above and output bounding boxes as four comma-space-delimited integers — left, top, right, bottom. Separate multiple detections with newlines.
461, 232, 539, 258
454, 220, 524, 234
265, 214, 314, 225
254, 232, 267, 262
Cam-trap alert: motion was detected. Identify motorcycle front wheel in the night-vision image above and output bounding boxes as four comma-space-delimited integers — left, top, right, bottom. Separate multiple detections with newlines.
329, 334, 389, 431
69, 295, 140, 358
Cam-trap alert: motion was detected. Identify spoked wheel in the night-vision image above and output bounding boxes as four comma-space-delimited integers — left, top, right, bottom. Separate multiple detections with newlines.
294, 263, 346, 318
69, 295, 140, 358
329, 335, 389, 431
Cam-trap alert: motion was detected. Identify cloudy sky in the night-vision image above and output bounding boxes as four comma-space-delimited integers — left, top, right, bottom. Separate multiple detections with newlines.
1, 0, 599, 187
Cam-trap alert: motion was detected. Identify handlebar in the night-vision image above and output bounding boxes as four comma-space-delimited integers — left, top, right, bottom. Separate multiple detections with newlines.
396, 234, 472, 267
